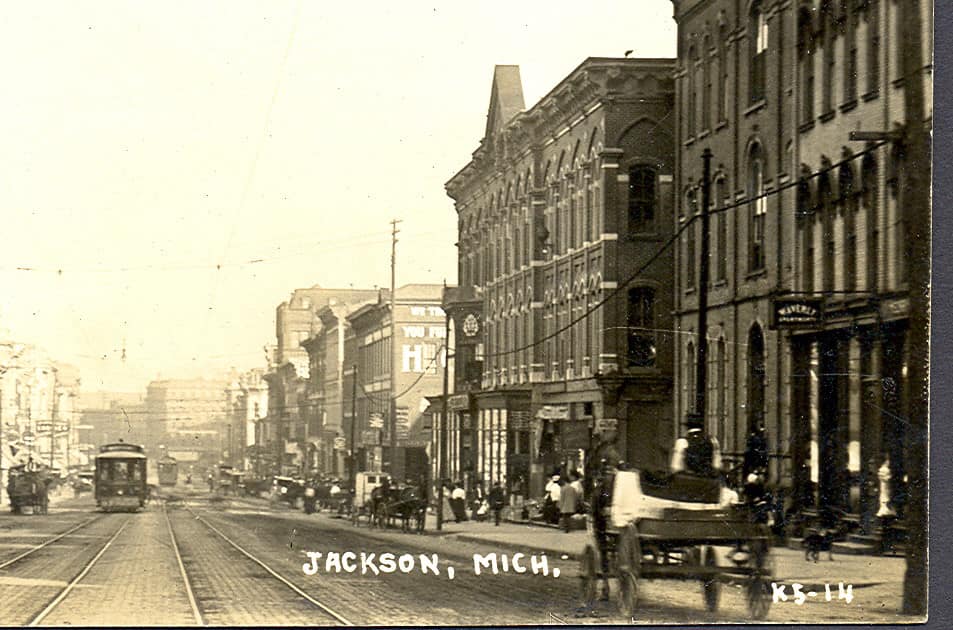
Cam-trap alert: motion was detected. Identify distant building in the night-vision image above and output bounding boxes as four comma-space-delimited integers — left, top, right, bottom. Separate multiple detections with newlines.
346, 285, 446, 480
145, 378, 228, 466
224, 369, 268, 473
262, 286, 378, 476
77, 393, 148, 457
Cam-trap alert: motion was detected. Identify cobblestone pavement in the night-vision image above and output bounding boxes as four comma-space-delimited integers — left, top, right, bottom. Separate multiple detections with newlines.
209, 498, 911, 624
39, 508, 199, 626
0, 512, 129, 625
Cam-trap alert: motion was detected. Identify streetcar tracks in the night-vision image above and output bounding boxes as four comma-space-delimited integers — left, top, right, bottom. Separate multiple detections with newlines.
27, 516, 131, 627
0, 515, 103, 571
163, 505, 205, 626
185, 508, 353, 626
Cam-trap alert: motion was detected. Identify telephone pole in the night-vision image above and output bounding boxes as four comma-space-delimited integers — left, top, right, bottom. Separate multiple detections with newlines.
692, 148, 713, 429
437, 305, 450, 531
349, 363, 358, 486
389, 219, 402, 477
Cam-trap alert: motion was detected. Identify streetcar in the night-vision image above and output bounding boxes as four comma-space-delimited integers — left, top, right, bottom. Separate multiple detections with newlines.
157, 455, 179, 487
94, 442, 148, 512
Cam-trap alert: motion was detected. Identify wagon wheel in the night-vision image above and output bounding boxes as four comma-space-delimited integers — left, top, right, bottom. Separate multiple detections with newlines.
578, 545, 598, 609
701, 545, 721, 612
747, 575, 771, 620
615, 525, 641, 617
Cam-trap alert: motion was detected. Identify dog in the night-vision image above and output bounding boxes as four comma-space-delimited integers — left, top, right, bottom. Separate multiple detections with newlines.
802, 528, 835, 562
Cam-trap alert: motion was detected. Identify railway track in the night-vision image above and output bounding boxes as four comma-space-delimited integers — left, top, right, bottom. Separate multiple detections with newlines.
0, 514, 104, 570
183, 506, 353, 626
26, 515, 132, 626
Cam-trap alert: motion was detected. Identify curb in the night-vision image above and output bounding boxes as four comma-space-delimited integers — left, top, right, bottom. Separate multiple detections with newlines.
452, 533, 582, 561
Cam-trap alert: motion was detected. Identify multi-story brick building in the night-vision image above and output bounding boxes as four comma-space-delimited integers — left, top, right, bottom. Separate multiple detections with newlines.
224, 368, 268, 472
445, 58, 677, 498
346, 284, 445, 481
671, 0, 931, 529
262, 286, 377, 475
145, 378, 228, 467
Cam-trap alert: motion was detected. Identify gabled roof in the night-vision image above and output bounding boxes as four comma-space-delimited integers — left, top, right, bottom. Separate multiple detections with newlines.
484, 65, 525, 140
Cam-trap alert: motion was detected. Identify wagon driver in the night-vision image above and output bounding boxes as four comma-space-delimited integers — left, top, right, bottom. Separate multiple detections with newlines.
670, 412, 721, 477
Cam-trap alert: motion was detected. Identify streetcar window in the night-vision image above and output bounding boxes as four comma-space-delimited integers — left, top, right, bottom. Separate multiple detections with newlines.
132, 464, 142, 481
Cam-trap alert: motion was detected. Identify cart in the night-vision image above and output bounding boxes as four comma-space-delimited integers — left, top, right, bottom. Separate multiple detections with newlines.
578, 469, 773, 620
350, 472, 388, 526
7, 463, 51, 515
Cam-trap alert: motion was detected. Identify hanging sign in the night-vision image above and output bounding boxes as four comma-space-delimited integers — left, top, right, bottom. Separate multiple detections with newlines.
769, 296, 824, 329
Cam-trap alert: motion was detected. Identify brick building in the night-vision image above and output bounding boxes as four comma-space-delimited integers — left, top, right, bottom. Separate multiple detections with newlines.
346, 285, 445, 481
671, 0, 931, 529
444, 58, 677, 498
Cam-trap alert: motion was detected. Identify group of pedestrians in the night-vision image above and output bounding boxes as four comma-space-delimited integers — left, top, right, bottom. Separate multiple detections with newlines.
443, 480, 506, 526
542, 470, 585, 532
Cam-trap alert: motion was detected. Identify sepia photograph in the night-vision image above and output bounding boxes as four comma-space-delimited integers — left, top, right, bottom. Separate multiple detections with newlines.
0, 0, 932, 625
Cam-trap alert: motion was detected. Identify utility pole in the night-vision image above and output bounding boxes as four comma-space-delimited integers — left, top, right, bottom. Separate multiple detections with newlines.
899, 0, 929, 616
692, 148, 713, 429
437, 307, 450, 531
389, 218, 402, 478
349, 363, 358, 487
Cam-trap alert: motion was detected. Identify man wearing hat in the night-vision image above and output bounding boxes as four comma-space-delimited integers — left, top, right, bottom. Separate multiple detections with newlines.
670, 412, 721, 477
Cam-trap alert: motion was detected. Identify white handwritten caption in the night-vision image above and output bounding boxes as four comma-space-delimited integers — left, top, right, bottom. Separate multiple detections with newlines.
301, 551, 561, 580
772, 582, 854, 605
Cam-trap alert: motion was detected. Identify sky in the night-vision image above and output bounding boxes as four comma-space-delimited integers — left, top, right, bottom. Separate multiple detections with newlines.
0, 1, 676, 394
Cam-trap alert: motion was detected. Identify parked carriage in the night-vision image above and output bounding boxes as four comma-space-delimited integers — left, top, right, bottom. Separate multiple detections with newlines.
350, 472, 387, 525
579, 469, 773, 620
95, 442, 148, 512
7, 461, 51, 515
370, 481, 427, 533
157, 455, 178, 487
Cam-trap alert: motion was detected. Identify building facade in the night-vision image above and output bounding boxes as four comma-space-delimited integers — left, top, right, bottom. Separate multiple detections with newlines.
224, 368, 268, 473
346, 285, 446, 481
671, 0, 932, 529
145, 378, 228, 467
445, 58, 677, 499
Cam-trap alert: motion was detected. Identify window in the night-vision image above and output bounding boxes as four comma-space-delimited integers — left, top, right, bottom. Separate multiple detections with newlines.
686, 189, 697, 289
628, 166, 656, 233
843, 0, 858, 102
819, 169, 835, 292
862, 154, 879, 290
748, 144, 767, 272
840, 162, 857, 291
627, 288, 656, 368
749, 3, 768, 103
715, 178, 728, 281
799, 10, 816, 122
822, 1, 835, 113
718, 25, 729, 121
866, 0, 880, 93
687, 45, 698, 136
686, 342, 696, 411
703, 35, 712, 130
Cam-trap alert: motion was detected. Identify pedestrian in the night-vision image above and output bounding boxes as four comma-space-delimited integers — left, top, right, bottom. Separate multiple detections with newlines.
543, 474, 561, 524
670, 414, 722, 476
742, 420, 769, 482
558, 476, 578, 533
471, 480, 486, 517
450, 483, 468, 522
488, 482, 505, 526
591, 460, 614, 601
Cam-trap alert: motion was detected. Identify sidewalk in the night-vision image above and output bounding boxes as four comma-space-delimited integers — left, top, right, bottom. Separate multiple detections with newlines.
427, 512, 905, 588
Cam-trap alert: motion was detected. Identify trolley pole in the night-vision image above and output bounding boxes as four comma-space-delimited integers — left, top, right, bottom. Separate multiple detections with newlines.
437, 308, 450, 532
388, 219, 401, 478
692, 148, 713, 429
349, 363, 358, 487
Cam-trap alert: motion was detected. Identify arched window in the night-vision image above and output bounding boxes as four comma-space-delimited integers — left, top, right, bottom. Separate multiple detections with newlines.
686, 341, 696, 412
628, 165, 657, 233
686, 188, 698, 289
861, 153, 879, 290
747, 324, 766, 435
627, 287, 656, 368
843, 0, 858, 102
818, 163, 835, 292
687, 44, 698, 136
821, 1, 836, 113
797, 170, 815, 292
718, 23, 729, 121
839, 159, 857, 291
715, 177, 728, 282
748, 144, 767, 272
717, 337, 728, 447
799, 8, 816, 123
702, 35, 712, 131
866, 0, 880, 94
749, 2, 768, 103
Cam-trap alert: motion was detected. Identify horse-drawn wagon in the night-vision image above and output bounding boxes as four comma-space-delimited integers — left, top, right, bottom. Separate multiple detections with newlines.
7, 462, 51, 515
579, 468, 773, 620
370, 482, 427, 533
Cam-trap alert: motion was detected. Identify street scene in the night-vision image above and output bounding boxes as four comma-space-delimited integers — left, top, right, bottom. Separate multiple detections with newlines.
0, 0, 931, 625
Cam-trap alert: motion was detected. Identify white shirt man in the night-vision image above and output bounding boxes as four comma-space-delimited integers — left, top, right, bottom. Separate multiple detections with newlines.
451, 486, 466, 501
545, 476, 561, 503
670, 427, 722, 475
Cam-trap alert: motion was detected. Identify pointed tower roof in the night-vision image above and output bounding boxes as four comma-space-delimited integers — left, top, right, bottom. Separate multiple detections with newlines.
484, 65, 525, 140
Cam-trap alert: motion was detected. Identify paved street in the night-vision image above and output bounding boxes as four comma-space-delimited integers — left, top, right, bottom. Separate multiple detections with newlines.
0, 488, 910, 625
